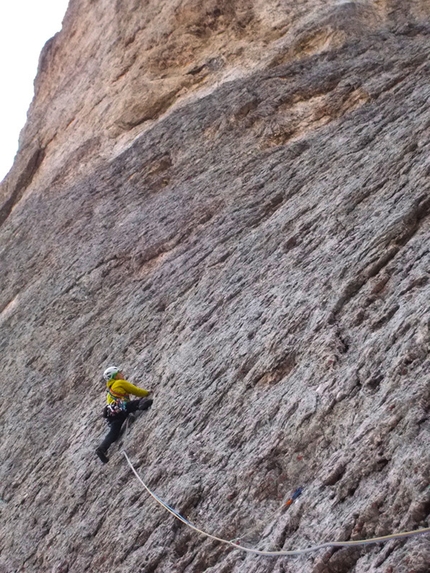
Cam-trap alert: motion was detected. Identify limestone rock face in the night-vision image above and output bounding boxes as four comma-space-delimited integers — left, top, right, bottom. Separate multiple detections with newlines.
1, 1, 430, 572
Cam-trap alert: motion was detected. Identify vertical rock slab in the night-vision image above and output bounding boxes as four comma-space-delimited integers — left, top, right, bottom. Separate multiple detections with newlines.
0, 2, 429, 573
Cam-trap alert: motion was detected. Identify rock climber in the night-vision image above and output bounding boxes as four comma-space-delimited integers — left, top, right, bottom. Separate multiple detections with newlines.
95, 365, 153, 464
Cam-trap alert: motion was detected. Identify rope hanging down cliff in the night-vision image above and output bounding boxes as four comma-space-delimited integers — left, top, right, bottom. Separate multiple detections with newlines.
122, 450, 430, 557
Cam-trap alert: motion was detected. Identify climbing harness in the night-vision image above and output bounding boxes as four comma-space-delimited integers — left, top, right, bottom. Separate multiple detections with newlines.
105, 399, 127, 417
122, 450, 430, 557
103, 385, 130, 418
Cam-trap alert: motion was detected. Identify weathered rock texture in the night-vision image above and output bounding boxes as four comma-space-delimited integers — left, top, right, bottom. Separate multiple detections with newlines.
1, 1, 430, 572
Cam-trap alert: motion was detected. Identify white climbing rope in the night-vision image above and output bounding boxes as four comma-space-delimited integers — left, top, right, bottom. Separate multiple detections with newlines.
122, 450, 430, 557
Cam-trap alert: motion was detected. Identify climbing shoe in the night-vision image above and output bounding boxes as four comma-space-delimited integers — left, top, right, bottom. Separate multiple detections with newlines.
95, 447, 109, 464
138, 398, 153, 411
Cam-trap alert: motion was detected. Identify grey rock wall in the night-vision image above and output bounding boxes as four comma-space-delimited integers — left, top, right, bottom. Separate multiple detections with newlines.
0, 3, 429, 573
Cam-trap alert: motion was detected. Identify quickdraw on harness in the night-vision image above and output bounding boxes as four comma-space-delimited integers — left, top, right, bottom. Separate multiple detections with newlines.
104, 387, 129, 418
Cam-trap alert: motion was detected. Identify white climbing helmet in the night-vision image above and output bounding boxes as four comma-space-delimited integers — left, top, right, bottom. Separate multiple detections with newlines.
103, 365, 121, 381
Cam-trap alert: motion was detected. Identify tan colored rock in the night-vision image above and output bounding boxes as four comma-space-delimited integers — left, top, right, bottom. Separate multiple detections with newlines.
2, 0, 429, 200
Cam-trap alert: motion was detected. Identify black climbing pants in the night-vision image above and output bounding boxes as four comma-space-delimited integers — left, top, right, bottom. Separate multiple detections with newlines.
99, 400, 141, 452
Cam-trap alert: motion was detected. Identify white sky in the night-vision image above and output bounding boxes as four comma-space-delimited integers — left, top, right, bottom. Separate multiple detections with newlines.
0, 1, 70, 183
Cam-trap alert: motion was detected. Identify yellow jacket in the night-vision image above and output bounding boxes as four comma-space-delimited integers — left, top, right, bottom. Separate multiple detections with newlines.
106, 378, 150, 405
